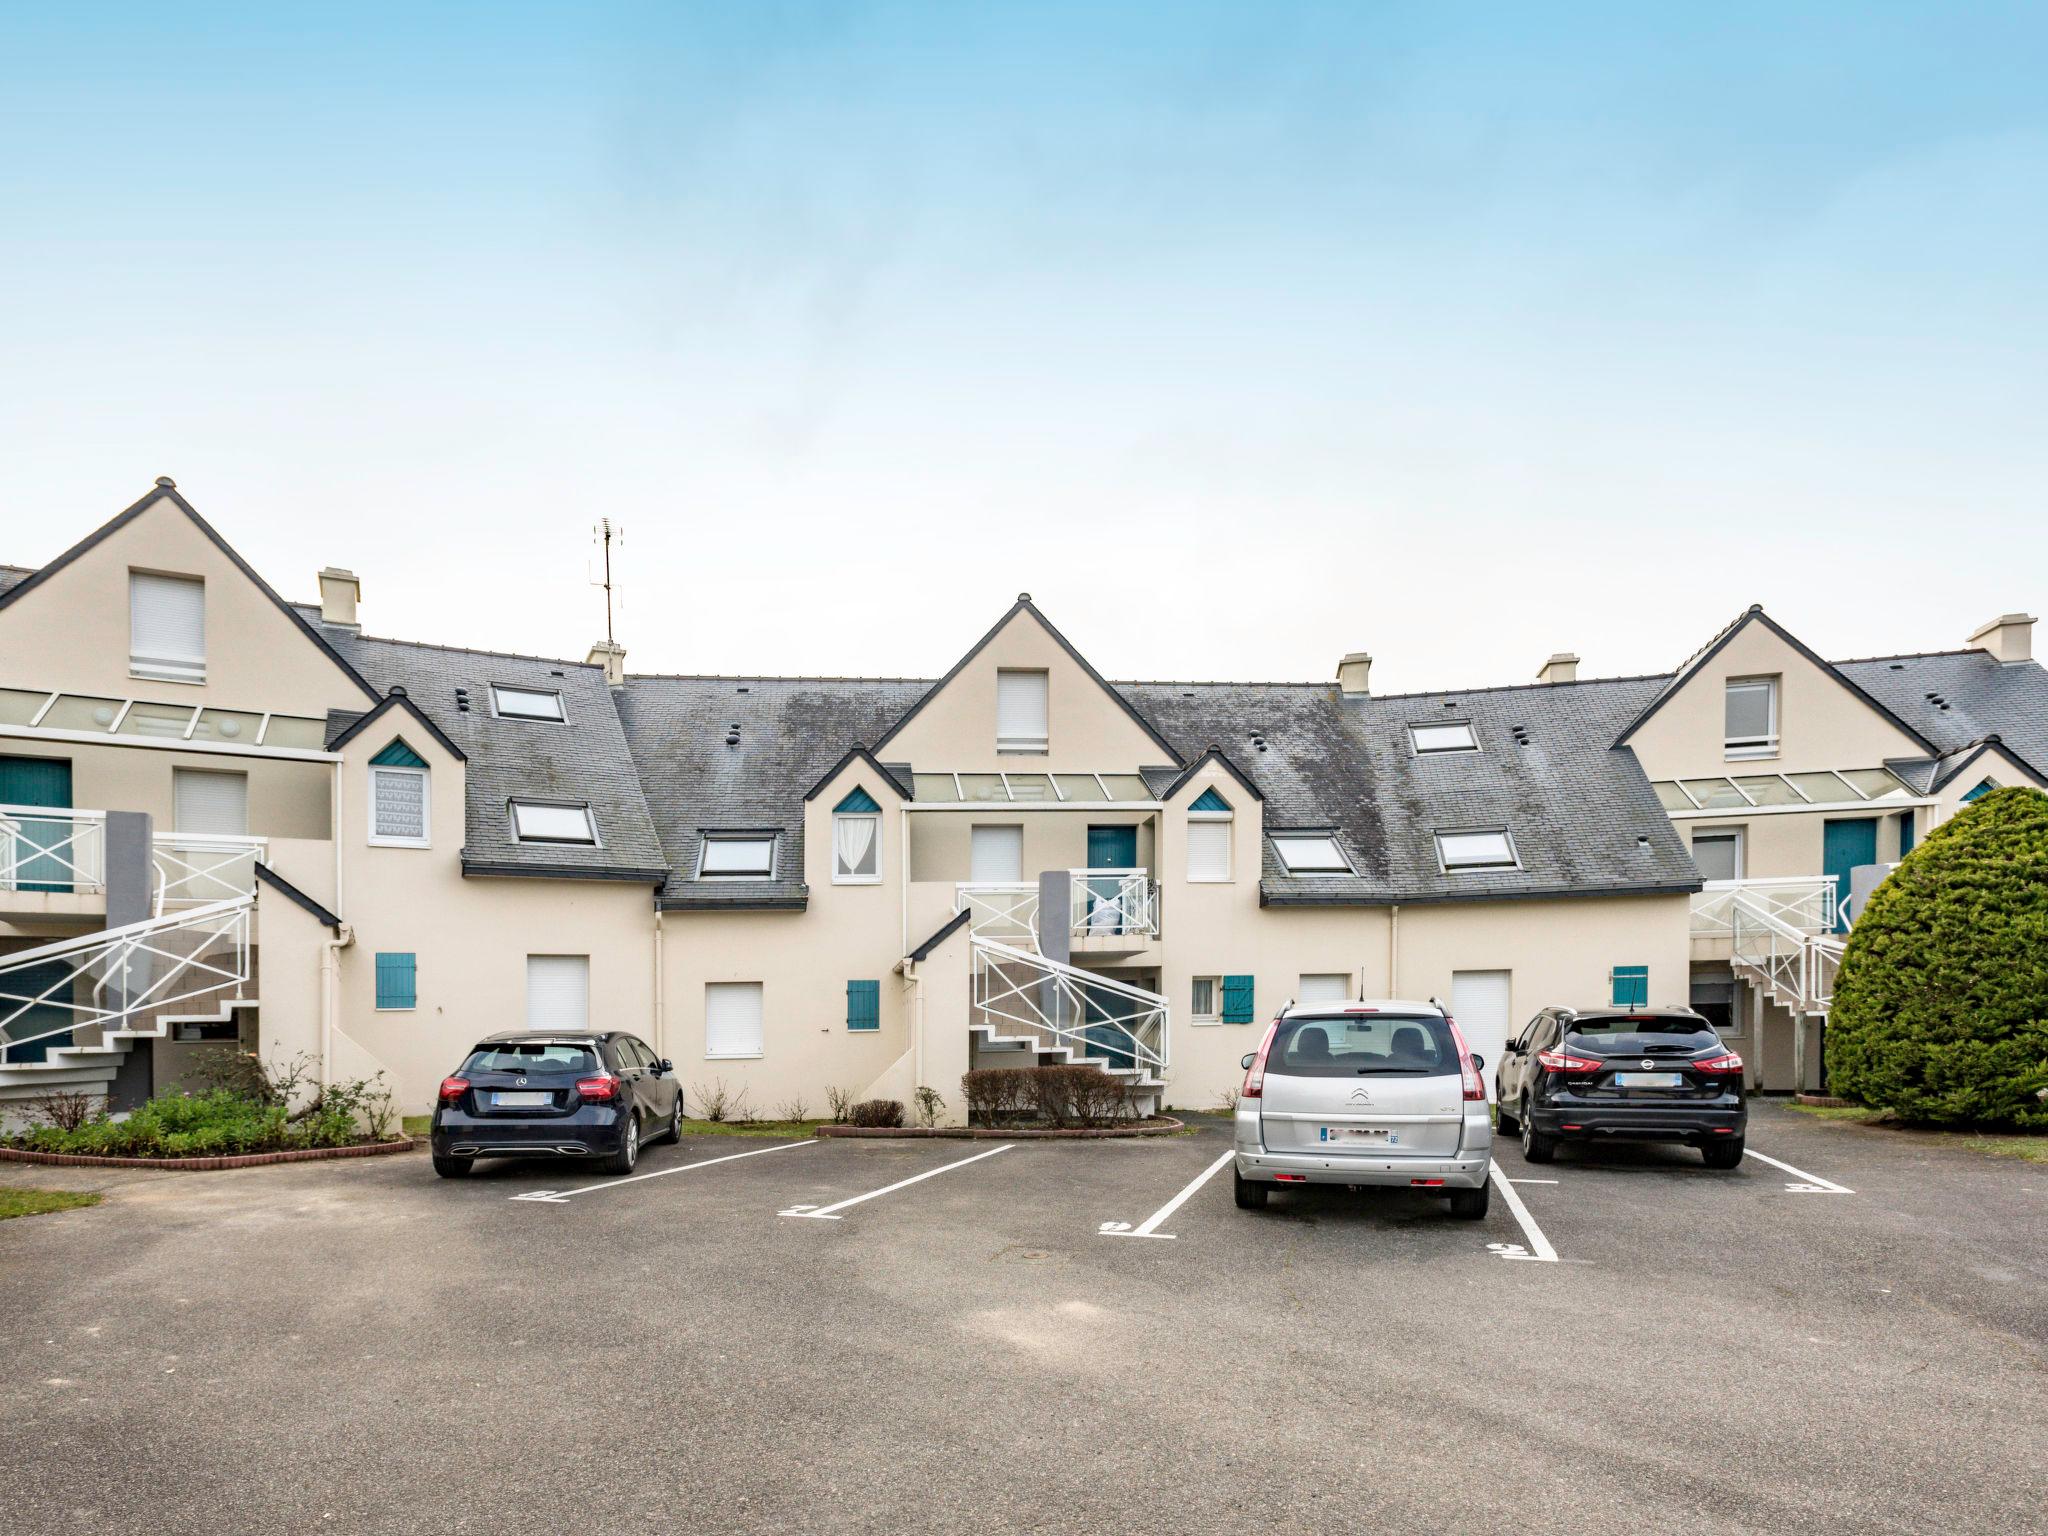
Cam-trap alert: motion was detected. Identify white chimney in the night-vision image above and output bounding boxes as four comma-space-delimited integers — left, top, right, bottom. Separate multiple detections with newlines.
1537, 652, 1580, 684
317, 567, 360, 628
1336, 651, 1372, 695
1968, 613, 2035, 664
586, 639, 627, 688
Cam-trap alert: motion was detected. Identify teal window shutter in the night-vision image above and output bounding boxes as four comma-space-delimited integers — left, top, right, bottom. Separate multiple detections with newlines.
375, 952, 417, 1010
1221, 974, 1255, 1024
1189, 788, 1232, 813
1610, 965, 1648, 1008
846, 979, 880, 1031
370, 739, 429, 768
834, 786, 883, 814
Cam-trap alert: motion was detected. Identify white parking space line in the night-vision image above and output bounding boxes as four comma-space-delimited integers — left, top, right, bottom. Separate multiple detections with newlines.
780, 1144, 1014, 1220
1487, 1160, 1560, 1262
510, 1139, 818, 1203
1745, 1147, 1855, 1195
1098, 1149, 1236, 1240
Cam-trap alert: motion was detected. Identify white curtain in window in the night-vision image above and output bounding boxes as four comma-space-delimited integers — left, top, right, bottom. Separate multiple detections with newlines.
372, 768, 428, 842
834, 814, 878, 879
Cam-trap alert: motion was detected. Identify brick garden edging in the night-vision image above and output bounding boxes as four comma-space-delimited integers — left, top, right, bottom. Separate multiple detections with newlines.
0, 1138, 416, 1172
816, 1116, 1185, 1140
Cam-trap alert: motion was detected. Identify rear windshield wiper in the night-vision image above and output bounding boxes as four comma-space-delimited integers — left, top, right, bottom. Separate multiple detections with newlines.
1353, 1066, 1431, 1074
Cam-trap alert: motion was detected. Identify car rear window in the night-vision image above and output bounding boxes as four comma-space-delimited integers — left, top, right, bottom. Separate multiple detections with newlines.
1268, 1014, 1457, 1077
1567, 1015, 1712, 1039
461, 1042, 600, 1074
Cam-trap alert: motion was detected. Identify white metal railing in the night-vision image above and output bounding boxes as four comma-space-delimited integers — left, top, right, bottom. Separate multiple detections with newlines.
0, 896, 252, 1065
1727, 888, 1845, 1015
1692, 876, 1836, 939
0, 805, 107, 895
970, 936, 1169, 1078
152, 833, 267, 913
1070, 868, 1158, 940
955, 882, 1040, 943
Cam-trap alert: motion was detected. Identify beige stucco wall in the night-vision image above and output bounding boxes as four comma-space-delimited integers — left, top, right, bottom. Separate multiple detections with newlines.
909, 808, 1154, 884
1679, 804, 1917, 880
0, 735, 331, 839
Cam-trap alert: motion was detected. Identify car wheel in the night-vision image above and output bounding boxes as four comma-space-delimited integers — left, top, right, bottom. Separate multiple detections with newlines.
1448, 1182, 1490, 1220
1701, 1137, 1745, 1170
1520, 1098, 1557, 1164
432, 1154, 473, 1179
666, 1094, 685, 1143
1232, 1168, 1268, 1210
1495, 1095, 1520, 1136
606, 1112, 640, 1176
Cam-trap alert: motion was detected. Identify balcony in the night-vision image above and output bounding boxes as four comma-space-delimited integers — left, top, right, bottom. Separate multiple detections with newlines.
1691, 876, 1836, 940
1068, 868, 1157, 955
1, 804, 266, 922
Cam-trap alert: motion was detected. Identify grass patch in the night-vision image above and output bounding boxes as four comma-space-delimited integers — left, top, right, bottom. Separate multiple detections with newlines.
1789, 1103, 2048, 1162
402, 1115, 432, 1138
0, 1188, 103, 1221
1789, 1103, 1888, 1124
1961, 1135, 2048, 1164
679, 1118, 828, 1139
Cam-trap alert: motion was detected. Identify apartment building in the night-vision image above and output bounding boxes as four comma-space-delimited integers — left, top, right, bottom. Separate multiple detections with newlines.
1, 483, 2040, 1119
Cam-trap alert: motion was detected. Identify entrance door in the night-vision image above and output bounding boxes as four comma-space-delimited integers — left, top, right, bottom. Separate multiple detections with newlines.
1450, 969, 1512, 1100
1084, 825, 1138, 933
0, 756, 75, 893
1823, 818, 1878, 933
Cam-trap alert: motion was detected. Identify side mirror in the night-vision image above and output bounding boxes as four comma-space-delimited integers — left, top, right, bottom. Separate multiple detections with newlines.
1240, 1053, 1255, 1071
1469, 1053, 1486, 1073
656, 1058, 674, 1075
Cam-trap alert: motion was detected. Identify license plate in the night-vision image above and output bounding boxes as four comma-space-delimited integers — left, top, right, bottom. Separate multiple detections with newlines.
1614, 1072, 1684, 1088
1319, 1126, 1397, 1145
491, 1091, 551, 1107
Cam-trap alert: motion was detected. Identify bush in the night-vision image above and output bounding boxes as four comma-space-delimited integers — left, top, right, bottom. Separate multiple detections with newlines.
5, 1070, 396, 1158
1828, 786, 2048, 1128
846, 1098, 905, 1128
960, 1066, 1132, 1128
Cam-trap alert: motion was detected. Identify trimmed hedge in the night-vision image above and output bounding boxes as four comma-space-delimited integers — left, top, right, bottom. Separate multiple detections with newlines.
1827, 786, 2048, 1128
845, 1098, 905, 1129
962, 1066, 1133, 1128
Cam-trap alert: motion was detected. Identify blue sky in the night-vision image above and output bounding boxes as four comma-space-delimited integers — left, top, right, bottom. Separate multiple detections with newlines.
3, 3, 2043, 689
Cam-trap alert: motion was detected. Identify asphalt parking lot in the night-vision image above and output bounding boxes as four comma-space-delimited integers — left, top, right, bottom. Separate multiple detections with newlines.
3, 1100, 2043, 1535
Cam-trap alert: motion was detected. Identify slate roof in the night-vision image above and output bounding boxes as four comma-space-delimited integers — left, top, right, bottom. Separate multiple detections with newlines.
1120, 677, 1701, 905
0, 564, 33, 600
1835, 650, 2048, 787
313, 624, 669, 883
615, 676, 931, 907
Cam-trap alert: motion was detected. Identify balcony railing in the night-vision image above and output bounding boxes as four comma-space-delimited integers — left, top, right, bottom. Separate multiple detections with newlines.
1071, 868, 1157, 941
1691, 876, 1835, 939
955, 882, 1039, 942
152, 833, 267, 912
0, 806, 107, 895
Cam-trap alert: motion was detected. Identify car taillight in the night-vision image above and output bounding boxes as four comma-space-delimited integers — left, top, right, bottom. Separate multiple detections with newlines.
1445, 1015, 1486, 1102
1240, 1019, 1281, 1099
1536, 1047, 1603, 1074
1693, 1051, 1743, 1076
576, 1073, 619, 1102
437, 1077, 468, 1102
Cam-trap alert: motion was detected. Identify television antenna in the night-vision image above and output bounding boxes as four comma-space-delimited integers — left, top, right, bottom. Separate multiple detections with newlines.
591, 519, 625, 645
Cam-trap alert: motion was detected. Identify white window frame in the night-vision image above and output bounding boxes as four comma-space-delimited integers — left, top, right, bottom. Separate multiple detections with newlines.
995, 669, 1050, 754
1185, 807, 1232, 883
368, 765, 431, 848
1689, 826, 1746, 882
1271, 833, 1352, 875
1409, 721, 1479, 755
510, 800, 598, 846
1435, 828, 1520, 872
698, 834, 776, 879
490, 684, 566, 723
1190, 975, 1221, 1024
831, 811, 882, 885
129, 570, 207, 685
1724, 677, 1779, 760
705, 980, 765, 1060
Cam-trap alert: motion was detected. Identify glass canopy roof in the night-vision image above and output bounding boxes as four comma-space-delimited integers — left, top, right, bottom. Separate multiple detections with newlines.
1652, 766, 1917, 812
0, 689, 331, 752
909, 771, 1155, 804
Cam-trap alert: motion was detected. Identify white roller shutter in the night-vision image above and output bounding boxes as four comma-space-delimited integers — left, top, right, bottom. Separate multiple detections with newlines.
970, 825, 1023, 883
526, 955, 590, 1031
1186, 820, 1230, 882
705, 981, 764, 1058
130, 572, 206, 682
173, 769, 248, 834
1298, 973, 1351, 1004
995, 670, 1048, 751
1451, 969, 1512, 1098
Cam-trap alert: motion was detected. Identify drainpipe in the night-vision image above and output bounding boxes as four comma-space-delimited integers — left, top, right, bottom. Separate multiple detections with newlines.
319, 922, 355, 1089
652, 903, 665, 1059
1387, 904, 1400, 996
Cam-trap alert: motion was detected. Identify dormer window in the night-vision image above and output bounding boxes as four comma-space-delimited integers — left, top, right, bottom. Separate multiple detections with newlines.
130, 571, 206, 684
1436, 828, 1518, 872
996, 669, 1048, 753
368, 740, 430, 848
1186, 788, 1233, 882
1410, 722, 1477, 755
1271, 833, 1350, 874
832, 788, 881, 884
698, 834, 775, 878
492, 684, 565, 722
1725, 678, 1778, 760
511, 800, 597, 845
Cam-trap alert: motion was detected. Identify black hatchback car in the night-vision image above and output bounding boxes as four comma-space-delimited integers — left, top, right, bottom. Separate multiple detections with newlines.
430, 1030, 684, 1178
1493, 1006, 1746, 1168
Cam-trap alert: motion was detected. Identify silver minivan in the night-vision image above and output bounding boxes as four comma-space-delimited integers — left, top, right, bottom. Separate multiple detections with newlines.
1233, 999, 1493, 1218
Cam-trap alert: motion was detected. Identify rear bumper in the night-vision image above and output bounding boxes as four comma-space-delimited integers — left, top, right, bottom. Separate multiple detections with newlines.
1529, 1101, 1745, 1142
431, 1106, 628, 1160
1233, 1147, 1490, 1190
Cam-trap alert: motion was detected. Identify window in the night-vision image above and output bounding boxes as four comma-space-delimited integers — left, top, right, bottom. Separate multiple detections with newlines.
1724, 677, 1778, 759
706, 981, 764, 1058
368, 740, 429, 847
1410, 722, 1478, 754
1266, 1013, 1456, 1078
698, 834, 775, 877
525, 954, 589, 1030
1271, 834, 1350, 874
846, 979, 880, 1031
129, 571, 206, 683
1298, 973, 1351, 1004
1186, 789, 1232, 882
491, 684, 565, 722
832, 788, 881, 884
1221, 974, 1255, 1024
374, 952, 417, 1011
1691, 972, 1738, 1037
1190, 977, 1220, 1021
1690, 829, 1743, 882
511, 801, 597, 845
995, 669, 1048, 752
1611, 965, 1649, 1008
172, 767, 248, 835
969, 824, 1023, 883
1436, 829, 1518, 871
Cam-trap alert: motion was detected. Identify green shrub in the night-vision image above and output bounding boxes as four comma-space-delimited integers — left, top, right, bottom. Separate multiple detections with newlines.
1827, 786, 2048, 1128
6, 1073, 392, 1157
